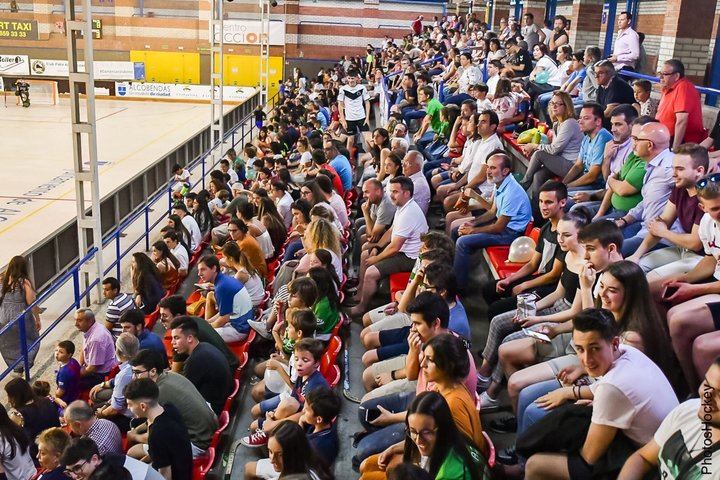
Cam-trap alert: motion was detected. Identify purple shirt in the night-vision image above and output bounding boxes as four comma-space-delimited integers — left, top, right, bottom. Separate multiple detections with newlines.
83, 321, 116, 373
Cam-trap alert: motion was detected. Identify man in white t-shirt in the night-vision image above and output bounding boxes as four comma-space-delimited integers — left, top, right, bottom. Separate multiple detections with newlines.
338, 68, 371, 152
171, 203, 202, 251
619, 358, 720, 479
525, 308, 678, 480
219, 159, 239, 184
350, 176, 428, 317
162, 230, 189, 277
270, 180, 294, 229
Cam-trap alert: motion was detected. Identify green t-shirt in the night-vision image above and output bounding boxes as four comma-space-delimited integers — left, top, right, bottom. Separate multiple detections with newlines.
435, 446, 490, 480
611, 152, 646, 212
313, 297, 340, 335
426, 98, 444, 134
282, 332, 295, 355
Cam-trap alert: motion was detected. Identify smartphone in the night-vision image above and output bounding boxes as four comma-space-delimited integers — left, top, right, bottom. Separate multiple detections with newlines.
363, 407, 382, 423
523, 328, 551, 343
663, 285, 679, 299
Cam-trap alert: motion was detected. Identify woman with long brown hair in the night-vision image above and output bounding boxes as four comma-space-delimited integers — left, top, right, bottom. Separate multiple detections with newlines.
150, 240, 181, 288
0, 256, 41, 373
130, 253, 165, 314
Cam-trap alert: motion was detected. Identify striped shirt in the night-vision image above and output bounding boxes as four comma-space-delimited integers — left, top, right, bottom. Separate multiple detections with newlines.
106, 292, 134, 337
86, 418, 123, 456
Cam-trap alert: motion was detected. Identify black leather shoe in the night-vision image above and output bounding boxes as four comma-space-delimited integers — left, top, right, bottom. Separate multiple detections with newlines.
489, 415, 517, 434
497, 445, 518, 465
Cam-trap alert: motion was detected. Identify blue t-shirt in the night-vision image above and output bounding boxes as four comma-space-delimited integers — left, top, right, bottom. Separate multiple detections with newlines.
307, 424, 339, 466
56, 358, 81, 404
292, 369, 329, 404
448, 299, 470, 340
495, 175, 533, 233
329, 154, 353, 191
214, 273, 254, 334
579, 128, 613, 187
138, 330, 166, 355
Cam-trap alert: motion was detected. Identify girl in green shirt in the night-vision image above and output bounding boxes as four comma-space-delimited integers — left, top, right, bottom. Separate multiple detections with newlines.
403, 392, 491, 480
307, 267, 341, 335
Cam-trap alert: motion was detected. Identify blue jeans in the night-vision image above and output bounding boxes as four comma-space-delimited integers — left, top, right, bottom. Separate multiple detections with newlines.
619, 222, 644, 257
402, 108, 426, 124
453, 227, 523, 285
537, 91, 554, 123
353, 391, 416, 469
517, 379, 561, 435
444, 92, 473, 106
283, 238, 303, 262
415, 131, 436, 157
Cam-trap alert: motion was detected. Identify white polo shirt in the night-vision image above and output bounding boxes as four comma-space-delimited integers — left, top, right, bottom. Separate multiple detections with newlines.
392, 199, 428, 259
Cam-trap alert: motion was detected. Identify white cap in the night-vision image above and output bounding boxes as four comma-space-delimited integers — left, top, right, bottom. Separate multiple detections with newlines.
231, 182, 244, 191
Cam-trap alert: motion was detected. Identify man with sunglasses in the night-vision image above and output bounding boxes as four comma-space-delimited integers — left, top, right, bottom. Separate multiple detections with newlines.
61, 437, 164, 480
610, 122, 675, 256
660, 173, 720, 393
656, 59, 705, 151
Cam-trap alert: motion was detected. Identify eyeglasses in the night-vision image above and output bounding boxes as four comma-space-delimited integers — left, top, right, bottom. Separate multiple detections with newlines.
658, 71, 677, 77
631, 136, 652, 144
406, 427, 438, 441
131, 368, 149, 376
696, 173, 720, 190
420, 282, 437, 291
548, 101, 565, 107
64, 460, 88, 476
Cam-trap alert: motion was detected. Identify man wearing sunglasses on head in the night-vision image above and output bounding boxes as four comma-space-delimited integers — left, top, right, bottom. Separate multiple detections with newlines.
657, 171, 720, 394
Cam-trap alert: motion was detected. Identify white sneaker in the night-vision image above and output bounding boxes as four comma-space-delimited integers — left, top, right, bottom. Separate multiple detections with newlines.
247, 319, 272, 340
480, 391, 502, 413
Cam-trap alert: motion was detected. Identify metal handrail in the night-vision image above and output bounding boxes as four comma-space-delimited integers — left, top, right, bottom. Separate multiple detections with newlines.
618, 70, 720, 97
3, 89, 278, 382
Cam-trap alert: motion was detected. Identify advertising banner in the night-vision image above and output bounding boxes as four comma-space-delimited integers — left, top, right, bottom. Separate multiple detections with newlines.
30, 59, 143, 80
0, 19, 38, 40
214, 19, 285, 46
0, 54, 29, 75
115, 82, 256, 101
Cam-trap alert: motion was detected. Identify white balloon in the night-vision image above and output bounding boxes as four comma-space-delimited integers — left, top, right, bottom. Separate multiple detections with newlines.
508, 236, 536, 263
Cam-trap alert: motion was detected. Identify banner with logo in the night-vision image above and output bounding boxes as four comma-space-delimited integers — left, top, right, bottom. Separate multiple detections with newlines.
0, 19, 38, 40
214, 19, 285, 46
115, 82, 256, 101
0, 54, 29, 75
30, 59, 143, 80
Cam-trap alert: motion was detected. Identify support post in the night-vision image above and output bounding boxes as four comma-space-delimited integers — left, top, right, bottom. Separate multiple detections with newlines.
210, 0, 225, 164
259, 0, 271, 106
65, 0, 103, 305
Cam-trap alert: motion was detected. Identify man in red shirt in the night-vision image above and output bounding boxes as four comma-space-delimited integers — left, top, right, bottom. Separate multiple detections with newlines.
656, 59, 706, 150
411, 15, 423, 36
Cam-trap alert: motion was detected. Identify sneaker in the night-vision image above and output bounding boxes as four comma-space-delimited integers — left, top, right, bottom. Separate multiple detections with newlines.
497, 445, 518, 465
476, 374, 492, 395
240, 429, 268, 448
247, 319, 272, 340
489, 415, 517, 434
479, 391, 502, 413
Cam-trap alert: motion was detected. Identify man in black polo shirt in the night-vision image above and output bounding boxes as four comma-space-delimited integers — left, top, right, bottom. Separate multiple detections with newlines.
501, 38, 534, 78
595, 60, 635, 121
170, 316, 232, 414
125, 378, 192, 480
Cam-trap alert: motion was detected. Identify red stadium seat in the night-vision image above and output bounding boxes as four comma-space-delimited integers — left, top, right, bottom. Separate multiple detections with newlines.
483, 223, 536, 280
223, 379, 240, 413
211, 411, 230, 449
389, 272, 412, 300
483, 431, 496, 469
323, 364, 341, 388
192, 447, 215, 480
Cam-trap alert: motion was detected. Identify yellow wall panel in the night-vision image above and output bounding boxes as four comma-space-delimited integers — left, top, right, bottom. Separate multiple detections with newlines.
219, 54, 283, 96
130, 51, 200, 84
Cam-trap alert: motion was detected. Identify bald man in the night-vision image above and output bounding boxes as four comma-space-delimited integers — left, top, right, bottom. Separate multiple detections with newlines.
400, 151, 431, 214
610, 122, 676, 256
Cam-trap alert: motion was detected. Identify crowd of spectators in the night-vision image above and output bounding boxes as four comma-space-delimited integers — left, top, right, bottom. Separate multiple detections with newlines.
2, 9, 720, 480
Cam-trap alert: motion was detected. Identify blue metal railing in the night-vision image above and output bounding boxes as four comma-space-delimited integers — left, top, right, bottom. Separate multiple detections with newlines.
3, 90, 277, 383
618, 70, 720, 106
